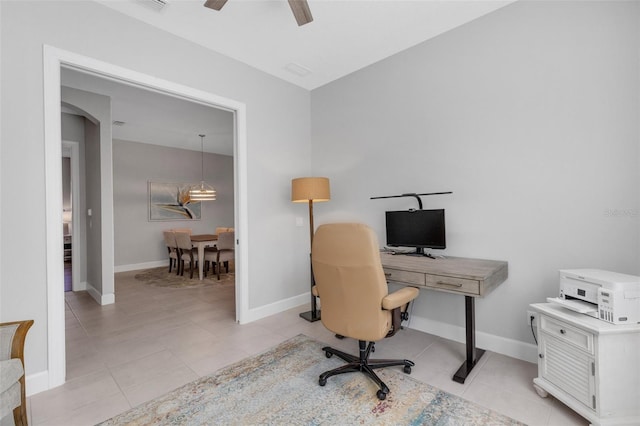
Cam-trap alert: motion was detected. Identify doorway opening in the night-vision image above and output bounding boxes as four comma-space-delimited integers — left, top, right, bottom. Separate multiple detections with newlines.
44, 46, 249, 390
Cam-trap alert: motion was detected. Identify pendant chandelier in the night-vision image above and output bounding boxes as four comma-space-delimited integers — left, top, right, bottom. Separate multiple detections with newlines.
189, 134, 217, 201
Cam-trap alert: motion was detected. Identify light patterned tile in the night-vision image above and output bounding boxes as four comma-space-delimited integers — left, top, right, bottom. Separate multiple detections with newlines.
55, 271, 555, 426
29, 371, 121, 423
472, 351, 553, 407
547, 398, 590, 426
109, 349, 190, 389
462, 380, 553, 425
34, 392, 130, 426
121, 365, 198, 407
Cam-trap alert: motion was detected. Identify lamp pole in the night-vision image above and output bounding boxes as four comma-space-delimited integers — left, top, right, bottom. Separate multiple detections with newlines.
291, 177, 330, 323
301, 198, 321, 321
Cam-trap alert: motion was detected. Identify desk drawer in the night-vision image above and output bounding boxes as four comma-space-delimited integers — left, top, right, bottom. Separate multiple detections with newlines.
383, 268, 425, 286
540, 315, 594, 354
424, 275, 480, 295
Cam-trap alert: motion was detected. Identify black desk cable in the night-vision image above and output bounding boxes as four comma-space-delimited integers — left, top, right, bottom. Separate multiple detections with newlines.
530, 314, 538, 345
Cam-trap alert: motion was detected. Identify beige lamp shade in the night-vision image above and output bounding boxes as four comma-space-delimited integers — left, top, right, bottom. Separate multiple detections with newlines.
291, 177, 330, 202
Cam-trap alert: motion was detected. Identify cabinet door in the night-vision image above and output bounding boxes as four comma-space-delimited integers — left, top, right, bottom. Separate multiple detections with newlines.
540, 333, 596, 411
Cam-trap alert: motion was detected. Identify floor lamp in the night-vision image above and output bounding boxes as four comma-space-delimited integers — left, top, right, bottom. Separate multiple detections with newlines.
291, 177, 330, 322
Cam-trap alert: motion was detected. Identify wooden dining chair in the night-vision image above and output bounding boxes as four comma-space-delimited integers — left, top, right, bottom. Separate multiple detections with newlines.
215, 231, 235, 280
174, 232, 198, 278
162, 231, 179, 274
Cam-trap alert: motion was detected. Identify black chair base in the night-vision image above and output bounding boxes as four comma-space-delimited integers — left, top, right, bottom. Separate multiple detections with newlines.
318, 340, 414, 400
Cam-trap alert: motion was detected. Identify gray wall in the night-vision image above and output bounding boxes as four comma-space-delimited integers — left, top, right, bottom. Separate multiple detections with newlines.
1, 0, 311, 379
61, 113, 88, 285
113, 139, 234, 267
311, 0, 640, 349
62, 158, 71, 212
62, 86, 113, 298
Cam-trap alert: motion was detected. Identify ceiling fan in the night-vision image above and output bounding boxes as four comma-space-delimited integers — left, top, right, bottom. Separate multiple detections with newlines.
204, 0, 313, 26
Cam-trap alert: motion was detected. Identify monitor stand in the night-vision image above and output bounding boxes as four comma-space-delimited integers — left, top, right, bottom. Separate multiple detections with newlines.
404, 248, 436, 259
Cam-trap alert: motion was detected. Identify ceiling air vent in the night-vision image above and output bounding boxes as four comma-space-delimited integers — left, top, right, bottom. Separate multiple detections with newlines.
284, 63, 312, 77
136, 0, 169, 12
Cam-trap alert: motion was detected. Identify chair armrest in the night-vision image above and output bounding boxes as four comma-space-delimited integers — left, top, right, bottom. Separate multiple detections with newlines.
381, 287, 419, 311
0, 320, 33, 362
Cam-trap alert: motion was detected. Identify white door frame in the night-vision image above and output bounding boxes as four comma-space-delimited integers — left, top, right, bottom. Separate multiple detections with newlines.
62, 140, 83, 292
43, 45, 249, 390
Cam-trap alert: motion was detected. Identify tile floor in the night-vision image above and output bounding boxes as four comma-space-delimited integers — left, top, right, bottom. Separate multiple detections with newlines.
25, 269, 589, 426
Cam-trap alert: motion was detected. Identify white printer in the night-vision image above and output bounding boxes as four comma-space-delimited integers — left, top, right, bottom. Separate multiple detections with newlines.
548, 269, 640, 324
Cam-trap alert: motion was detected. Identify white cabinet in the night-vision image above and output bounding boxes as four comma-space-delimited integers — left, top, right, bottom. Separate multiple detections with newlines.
530, 303, 640, 426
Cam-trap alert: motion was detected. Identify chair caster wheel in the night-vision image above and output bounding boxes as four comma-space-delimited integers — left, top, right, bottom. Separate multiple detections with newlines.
319, 378, 327, 386
403, 365, 412, 374
376, 390, 387, 400
325, 351, 333, 358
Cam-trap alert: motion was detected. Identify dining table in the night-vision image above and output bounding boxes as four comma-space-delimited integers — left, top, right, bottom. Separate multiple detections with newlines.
190, 234, 218, 280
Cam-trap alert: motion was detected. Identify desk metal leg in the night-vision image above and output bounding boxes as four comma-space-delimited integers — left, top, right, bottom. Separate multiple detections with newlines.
453, 295, 485, 384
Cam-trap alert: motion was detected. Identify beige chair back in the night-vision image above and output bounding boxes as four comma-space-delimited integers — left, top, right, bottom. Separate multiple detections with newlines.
171, 228, 192, 235
312, 223, 391, 342
217, 231, 235, 251
215, 227, 233, 235
174, 232, 193, 253
163, 231, 177, 250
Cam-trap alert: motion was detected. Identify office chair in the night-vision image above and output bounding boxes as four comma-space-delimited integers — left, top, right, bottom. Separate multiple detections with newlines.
311, 223, 419, 400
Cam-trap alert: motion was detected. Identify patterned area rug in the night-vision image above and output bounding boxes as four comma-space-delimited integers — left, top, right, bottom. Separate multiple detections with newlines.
99, 335, 525, 425
134, 266, 234, 288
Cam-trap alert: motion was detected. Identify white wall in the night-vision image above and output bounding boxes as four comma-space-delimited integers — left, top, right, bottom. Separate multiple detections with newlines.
61, 113, 88, 286
62, 86, 114, 302
0, 0, 311, 383
112, 139, 235, 268
311, 0, 640, 357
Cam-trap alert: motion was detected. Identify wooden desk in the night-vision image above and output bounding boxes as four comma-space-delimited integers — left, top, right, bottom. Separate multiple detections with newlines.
190, 234, 218, 280
380, 253, 508, 383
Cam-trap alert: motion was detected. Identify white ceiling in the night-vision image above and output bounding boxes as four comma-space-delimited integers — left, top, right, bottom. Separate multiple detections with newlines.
61, 68, 235, 155
97, 0, 516, 90
61, 0, 516, 153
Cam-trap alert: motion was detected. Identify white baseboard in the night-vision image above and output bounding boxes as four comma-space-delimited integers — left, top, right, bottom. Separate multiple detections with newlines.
242, 292, 310, 324
26, 370, 49, 396
114, 260, 167, 273
408, 315, 538, 364
86, 283, 115, 306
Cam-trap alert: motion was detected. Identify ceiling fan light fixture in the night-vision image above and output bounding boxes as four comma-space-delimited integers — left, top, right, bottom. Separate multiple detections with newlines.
203, 0, 313, 26
204, 0, 228, 11
288, 0, 313, 26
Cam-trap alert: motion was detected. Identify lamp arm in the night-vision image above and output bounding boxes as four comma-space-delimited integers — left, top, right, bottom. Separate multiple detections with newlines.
370, 191, 452, 210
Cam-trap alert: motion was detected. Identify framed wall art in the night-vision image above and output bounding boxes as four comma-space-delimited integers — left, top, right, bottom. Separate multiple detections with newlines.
148, 182, 201, 221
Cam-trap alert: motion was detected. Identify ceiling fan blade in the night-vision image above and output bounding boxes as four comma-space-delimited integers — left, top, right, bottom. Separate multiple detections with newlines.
204, 0, 228, 11
288, 0, 313, 26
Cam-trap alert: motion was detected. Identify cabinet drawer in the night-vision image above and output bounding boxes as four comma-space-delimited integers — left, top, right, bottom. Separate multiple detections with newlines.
424, 275, 480, 295
383, 268, 425, 286
540, 315, 594, 354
